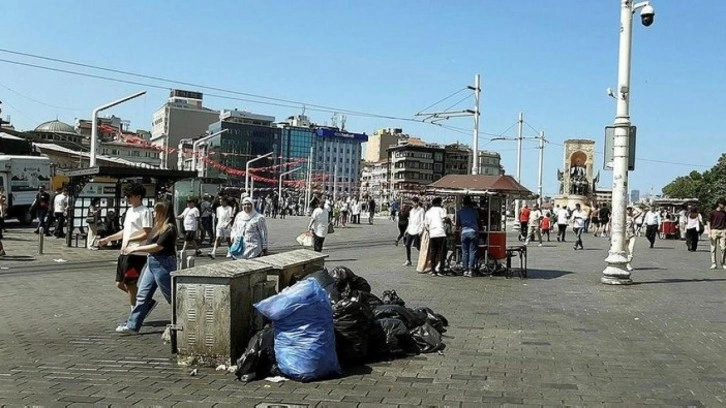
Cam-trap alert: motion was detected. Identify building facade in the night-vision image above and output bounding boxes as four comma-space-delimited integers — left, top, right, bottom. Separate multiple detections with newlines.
364, 127, 404, 163
151, 90, 219, 169
278, 115, 315, 182
478, 151, 505, 176
388, 142, 445, 193
444, 143, 471, 175
313, 127, 367, 197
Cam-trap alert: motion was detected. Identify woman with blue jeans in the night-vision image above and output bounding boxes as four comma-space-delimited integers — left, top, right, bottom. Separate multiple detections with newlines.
456, 196, 480, 278
116, 200, 177, 334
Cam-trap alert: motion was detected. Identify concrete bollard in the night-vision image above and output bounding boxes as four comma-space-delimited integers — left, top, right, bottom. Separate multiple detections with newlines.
186, 256, 195, 269
38, 227, 44, 255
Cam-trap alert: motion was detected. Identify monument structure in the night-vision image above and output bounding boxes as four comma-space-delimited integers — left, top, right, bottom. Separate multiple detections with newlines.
555, 139, 596, 209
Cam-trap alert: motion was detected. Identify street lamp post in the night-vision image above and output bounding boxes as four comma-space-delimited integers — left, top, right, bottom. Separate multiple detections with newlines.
246, 151, 274, 198
191, 129, 229, 176
279, 167, 301, 201
602, 0, 655, 285
90, 91, 146, 167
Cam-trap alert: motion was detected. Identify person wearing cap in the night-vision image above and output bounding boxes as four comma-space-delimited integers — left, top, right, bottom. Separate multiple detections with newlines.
230, 197, 268, 259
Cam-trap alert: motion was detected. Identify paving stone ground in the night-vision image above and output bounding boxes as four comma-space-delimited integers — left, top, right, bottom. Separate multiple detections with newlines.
0, 215, 725, 407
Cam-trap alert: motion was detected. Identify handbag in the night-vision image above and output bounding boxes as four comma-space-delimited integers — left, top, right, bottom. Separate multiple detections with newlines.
698, 220, 705, 234
229, 236, 245, 258
296, 231, 314, 247
328, 222, 335, 234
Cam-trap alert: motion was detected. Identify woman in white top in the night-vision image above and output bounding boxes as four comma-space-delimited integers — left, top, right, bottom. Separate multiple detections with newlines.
424, 197, 449, 276
308, 200, 328, 252
685, 207, 703, 252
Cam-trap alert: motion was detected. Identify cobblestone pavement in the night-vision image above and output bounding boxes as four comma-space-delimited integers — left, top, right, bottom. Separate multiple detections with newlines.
1, 216, 725, 407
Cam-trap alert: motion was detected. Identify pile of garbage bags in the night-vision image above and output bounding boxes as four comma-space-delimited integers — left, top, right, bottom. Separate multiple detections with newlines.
235, 266, 449, 382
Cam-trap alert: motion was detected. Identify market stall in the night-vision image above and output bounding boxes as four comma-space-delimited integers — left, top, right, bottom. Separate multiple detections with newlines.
425, 175, 533, 277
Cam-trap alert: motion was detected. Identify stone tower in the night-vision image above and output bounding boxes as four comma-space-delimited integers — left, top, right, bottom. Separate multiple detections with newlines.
555, 139, 596, 209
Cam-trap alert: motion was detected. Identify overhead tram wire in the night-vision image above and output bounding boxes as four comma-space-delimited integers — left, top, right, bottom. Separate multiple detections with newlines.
415, 88, 468, 116
545, 140, 710, 168
0, 48, 437, 123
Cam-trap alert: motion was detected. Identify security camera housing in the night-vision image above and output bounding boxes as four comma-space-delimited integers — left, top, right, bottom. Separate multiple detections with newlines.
640, 4, 655, 27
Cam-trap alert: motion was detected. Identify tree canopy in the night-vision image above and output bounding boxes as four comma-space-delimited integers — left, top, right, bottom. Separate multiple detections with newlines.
662, 153, 726, 213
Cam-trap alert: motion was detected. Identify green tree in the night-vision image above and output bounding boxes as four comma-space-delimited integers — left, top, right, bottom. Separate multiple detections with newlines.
662, 153, 726, 213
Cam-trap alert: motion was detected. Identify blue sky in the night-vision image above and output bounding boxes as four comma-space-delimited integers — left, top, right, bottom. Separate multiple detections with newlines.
1, 0, 724, 197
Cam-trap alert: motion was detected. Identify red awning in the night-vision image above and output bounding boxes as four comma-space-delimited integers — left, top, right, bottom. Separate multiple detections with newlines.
426, 175, 533, 197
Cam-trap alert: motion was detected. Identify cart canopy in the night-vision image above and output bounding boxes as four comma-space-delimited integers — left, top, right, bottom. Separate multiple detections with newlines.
426, 175, 533, 198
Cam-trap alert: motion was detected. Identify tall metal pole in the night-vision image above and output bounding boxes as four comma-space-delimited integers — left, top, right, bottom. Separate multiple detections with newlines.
90, 91, 146, 167
245, 151, 273, 197
513, 112, 524, 222
304, 146, 313, 214
603, 0, 637, 285
471, 74, 481, 175
333, 163, 338, 201
537, 130, 545, 205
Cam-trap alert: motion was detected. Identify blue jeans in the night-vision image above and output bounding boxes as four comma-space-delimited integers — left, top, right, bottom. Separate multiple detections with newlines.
461, 229, 479, 271
126, 254, 176, 331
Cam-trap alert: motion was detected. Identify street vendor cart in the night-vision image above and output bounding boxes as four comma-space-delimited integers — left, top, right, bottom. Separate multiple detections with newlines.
425, 175, 533, 278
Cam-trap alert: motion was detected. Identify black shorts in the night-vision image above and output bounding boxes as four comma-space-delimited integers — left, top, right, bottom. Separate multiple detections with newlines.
116, 254, 147, 285
184, 230, 196, 242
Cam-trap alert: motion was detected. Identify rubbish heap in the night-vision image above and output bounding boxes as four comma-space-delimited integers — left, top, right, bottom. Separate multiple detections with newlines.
235, 266, 449, 382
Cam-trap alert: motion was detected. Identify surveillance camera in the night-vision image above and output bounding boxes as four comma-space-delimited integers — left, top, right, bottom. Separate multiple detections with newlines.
640, 4, 655, 27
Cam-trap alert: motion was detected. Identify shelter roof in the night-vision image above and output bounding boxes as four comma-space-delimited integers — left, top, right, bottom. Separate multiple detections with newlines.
427, 175, 532, 196
60, 165, 196, 180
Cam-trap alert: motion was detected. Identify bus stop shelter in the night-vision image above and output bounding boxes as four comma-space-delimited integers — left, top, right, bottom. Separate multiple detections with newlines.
61, 165, 196, 247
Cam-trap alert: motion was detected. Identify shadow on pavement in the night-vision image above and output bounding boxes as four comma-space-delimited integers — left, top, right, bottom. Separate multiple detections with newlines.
326, 258, 358, 262
340, 364, 373, 378
0, 255, 36, 261
525, 269, 574, 280
632, 278, 726, 285
634, 267, 666, 271
144, 320, 171, 328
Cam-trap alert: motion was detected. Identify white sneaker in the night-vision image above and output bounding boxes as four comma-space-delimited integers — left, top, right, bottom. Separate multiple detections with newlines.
626, 263, 633, 271
403, 261, 412, 266
723, 265, 726, 270
711, 264, 717, 270
538, 243, 543, 247
115, 324, 139, 335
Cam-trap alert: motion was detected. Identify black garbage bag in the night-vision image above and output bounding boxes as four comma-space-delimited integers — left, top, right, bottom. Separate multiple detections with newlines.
381, 290, 405, 306
371, 318, 418, 357
414, 307, 449, 334
352, 290, 383, 309
333, 297, 376, 366
373, 304, 426, 329
235, 326, 277, 382
410, 322, 446, 353
306, 269, 340, 302
330, 266, 371, 298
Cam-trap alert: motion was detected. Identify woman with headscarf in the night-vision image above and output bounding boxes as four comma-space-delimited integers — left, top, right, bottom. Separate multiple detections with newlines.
230, 197, 268, 259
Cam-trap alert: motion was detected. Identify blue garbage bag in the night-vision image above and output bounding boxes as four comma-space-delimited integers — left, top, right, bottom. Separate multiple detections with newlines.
254, 278, 341, 382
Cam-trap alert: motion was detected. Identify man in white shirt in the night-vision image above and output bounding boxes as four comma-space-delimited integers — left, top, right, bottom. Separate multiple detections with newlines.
52, 187, 68, 238
177, 199, 201, 255
209, 197, 234, 259
571, 203, 587, 250
98, 182, 153, 309
403, 197, 425, 266
424, 197, 449, 276
526, 204, 544, 246
556, 205, 570, 242
308, 200, 328, 252
644, 207, 660, 248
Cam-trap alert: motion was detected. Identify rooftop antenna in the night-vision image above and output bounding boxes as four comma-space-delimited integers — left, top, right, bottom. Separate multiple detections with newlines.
340, 114, 347, 131
330, 112, 338, 128
301, 105, 306, 116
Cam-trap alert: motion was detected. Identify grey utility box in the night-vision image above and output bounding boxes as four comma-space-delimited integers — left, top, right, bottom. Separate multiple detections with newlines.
171, 260, 275, 367
256, 249, 328, 291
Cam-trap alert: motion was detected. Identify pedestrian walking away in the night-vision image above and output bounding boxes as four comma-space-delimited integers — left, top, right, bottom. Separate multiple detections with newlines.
518, 204, 530, 241
52, 187, 68, 238
230, 197, 269, 259
199, 194, 214, 245
708, 199, 726, 270
116, 200, 178, 334
404, 197, 424, 266
395, 202, 410, 246
0, 186, 7, 240
571, 203, 587, 250
368, 197, 376, 225
456, 196, 480, 277
177, 199, 201, 256
308, 199, 328, 252
684, 207, 703, 253
98, 182, 153, 309
390, 199, 399, 222
424, 197, 449, 276
541, 211, 552, 242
